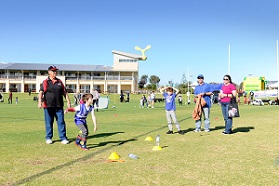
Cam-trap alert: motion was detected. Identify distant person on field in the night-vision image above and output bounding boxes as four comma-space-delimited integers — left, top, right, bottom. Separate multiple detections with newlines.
120, 90, 125, 102
139, 96, 144, 108
64, 93, 97, 150
150, 91, 155, 108
91, 88, 100, 112
15, 97, 18, 104
0, 91, 3, 102
28, 88, 32, 96
250, 91, 254, 101
178, 95, 182, 105
8, 91, 12, 104
160, 86, 184, 135
142, 95, 148, 108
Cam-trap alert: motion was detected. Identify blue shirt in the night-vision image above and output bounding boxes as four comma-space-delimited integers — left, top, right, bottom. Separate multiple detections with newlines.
194, 83, 211, 108
163, 92, 177, 111
74, 104, 93, 125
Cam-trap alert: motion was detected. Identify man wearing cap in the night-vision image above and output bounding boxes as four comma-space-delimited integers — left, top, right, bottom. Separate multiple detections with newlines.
38, 65, 71, 144
193, 74, 212, 132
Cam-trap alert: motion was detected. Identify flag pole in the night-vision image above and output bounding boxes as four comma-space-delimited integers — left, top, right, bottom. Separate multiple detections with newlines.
276, 40, 278, 98
228, 44, 230, 75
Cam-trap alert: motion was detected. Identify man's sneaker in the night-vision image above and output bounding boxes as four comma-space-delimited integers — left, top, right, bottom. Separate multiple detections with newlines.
204, 129, 210, 132
193, 129, 201, 132
61, 139, 69, 144
166, 130, 174, 134
46, 139, 53, 144
222, 131, 231, 135
178, 130, 185, 135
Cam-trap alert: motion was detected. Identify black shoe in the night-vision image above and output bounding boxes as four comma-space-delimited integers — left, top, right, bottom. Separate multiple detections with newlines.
178, 130, 185, 135
166, 130, 173, 134
222, 131, 231, 135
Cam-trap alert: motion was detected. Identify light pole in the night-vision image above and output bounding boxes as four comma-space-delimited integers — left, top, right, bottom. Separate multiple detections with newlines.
276, 40, 278, 98
187, 67, 192, 105
228, 44, 231, 75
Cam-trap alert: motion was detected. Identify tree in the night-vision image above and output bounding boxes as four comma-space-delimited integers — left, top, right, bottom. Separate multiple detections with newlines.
181, 73, 187, 84
138, 75, 148, 89
149, 75, 160, 90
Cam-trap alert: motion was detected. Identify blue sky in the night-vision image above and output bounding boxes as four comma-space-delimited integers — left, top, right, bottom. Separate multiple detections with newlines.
0, 0, 278, 85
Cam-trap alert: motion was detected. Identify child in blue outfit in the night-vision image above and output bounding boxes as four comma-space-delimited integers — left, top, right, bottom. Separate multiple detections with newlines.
160, 86, 184, 135
65, 93, 97, 150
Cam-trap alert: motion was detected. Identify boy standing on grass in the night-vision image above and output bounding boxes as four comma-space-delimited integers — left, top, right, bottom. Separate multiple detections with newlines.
65, 93, 97, 150
160, 86, 184, 135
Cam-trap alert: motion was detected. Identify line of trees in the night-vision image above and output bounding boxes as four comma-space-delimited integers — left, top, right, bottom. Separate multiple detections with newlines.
138, 73, 193, 93
138, 73, 240, 93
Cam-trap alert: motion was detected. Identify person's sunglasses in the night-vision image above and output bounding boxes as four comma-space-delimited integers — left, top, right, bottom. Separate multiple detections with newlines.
223, 78, 229, 80
197, 77, 203, 79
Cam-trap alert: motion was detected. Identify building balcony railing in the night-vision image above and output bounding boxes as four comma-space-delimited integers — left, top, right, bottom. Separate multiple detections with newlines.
24, 75, 36, 80
107, 76, 119, 80
120, 76, 133, 80
93, 76, 105, 80
5, 75, 23, 80
0, 74, 134, 81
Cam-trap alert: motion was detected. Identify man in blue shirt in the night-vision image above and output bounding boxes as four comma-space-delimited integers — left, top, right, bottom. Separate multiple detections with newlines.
160, 86, 184, 135
194, 74, 212, 132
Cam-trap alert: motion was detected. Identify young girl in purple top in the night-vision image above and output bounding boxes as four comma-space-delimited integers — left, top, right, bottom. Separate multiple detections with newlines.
219, 75, 237, 135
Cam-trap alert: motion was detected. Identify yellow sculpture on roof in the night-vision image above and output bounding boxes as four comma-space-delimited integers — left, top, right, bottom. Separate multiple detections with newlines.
135, 45, 151, 60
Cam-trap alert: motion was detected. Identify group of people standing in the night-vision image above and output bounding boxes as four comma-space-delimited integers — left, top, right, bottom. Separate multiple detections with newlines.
160, 73, 236, 136
37, 65, 236, 151
193, 73, 237, 135
140, 91, 155, 108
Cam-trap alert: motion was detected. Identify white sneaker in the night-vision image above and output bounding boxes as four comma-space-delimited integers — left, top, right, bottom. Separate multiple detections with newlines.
61, 139, 69, 144
46, 139, 53, 144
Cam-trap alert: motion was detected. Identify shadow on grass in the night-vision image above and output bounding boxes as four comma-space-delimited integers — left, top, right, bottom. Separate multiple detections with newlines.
66, 132, 124, 143
232, 126, 254, 133
210, 126, 225, 131
209, 125, 254, 134
180, 128, 195, 134
161, 145, 168, 149
88, 138, 137, 149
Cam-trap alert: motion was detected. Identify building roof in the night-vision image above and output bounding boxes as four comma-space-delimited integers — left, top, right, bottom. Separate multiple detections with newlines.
0, 62, 113, 72
112, 50, 143, 60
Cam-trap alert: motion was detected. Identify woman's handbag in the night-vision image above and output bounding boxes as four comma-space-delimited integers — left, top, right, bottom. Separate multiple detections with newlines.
228, 97, 240, 118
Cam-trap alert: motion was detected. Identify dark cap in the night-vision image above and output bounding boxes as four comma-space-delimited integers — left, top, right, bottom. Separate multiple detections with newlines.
48, 65, 59, 71
197, 74, 204, 79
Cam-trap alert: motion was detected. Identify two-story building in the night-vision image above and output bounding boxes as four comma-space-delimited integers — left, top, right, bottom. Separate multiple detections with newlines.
0, 50, 144, 94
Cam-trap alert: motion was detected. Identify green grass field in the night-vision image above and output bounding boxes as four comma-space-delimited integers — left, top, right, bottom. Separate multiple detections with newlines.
1, 93, 279, 186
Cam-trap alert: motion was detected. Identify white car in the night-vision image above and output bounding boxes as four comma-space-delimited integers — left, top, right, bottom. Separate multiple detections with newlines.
252, 99, 264, 106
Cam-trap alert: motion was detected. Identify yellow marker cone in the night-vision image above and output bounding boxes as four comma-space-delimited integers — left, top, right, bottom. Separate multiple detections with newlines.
145, 136, 153, 141
108, 152, 120, 160
152, 146, 162, 151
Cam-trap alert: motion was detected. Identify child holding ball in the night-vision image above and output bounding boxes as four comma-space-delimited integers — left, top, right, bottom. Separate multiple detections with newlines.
65, 93, 97, 150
